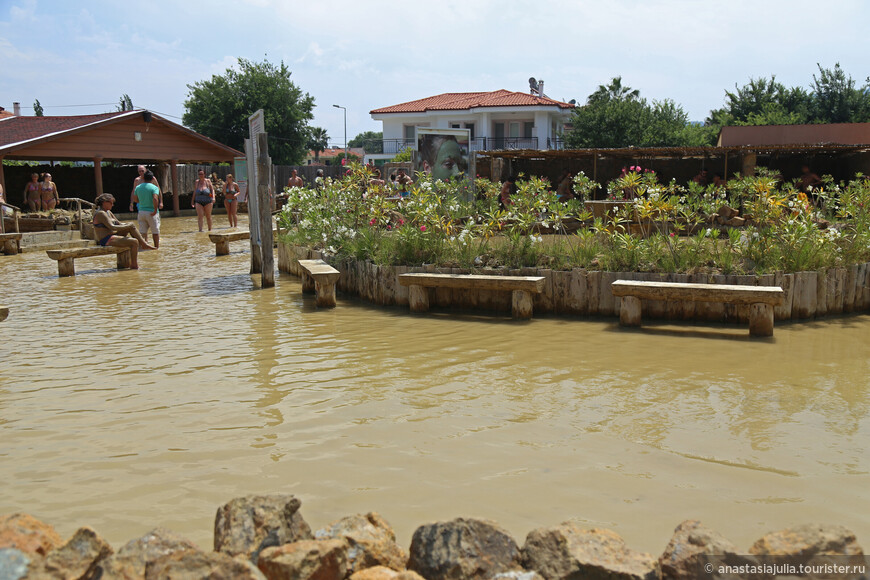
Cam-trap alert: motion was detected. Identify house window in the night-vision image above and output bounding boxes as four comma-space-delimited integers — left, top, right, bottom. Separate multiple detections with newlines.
451, 123, 461, 129
509, 122, 520, 138
404, 125, 416, 141
465, 123, 475, 140
524, 122, 534, 138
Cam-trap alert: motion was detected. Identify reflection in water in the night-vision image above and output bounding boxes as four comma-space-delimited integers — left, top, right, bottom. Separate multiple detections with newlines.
1, 215, 869, 552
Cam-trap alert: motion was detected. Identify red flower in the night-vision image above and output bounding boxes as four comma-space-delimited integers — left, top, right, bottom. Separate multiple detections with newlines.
369, 218, 377, 226
420, 225, 427, 232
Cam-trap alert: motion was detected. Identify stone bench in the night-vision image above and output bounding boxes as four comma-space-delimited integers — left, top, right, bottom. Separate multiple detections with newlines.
298, 259, 341, 308
611, 280, 784, 337
0, 232, 22, 255
0, 306, 8, 322
46, 246, 131, 277
208, 230, 280, 255
398, 273, 546, 319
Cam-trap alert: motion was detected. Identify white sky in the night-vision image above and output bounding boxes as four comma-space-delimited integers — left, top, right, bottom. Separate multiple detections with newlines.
1, 0, 867, 148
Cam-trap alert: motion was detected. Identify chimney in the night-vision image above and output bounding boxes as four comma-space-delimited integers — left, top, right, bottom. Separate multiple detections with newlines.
538, 80, 544, 97
13, 102, 21, 115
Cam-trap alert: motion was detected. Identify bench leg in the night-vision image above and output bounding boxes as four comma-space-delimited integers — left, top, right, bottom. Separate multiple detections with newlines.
57, 258, 75, 277
620, 295, 642, 327
749, 303, 774, 337
2, 240, 18, 255
315, 281, 337, 308
512, 290, 534, 319
215, 240, 230, 255
301, 272, 315, 293
408, 284, 429, 312
116, 250, 131, 270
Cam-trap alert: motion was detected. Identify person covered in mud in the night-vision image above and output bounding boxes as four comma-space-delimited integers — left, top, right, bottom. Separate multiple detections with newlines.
92, 193, 156, 269
40, 172, 60, 210
395, 168, 413, 196
419, 134, 467, 181
556, 169, 574, 202
24, 173, 41, 212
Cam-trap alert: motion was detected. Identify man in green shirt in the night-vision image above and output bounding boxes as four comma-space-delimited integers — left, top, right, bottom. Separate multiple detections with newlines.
132, 170, 161, 248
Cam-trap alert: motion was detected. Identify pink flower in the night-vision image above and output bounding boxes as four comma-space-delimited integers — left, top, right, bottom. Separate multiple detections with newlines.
420, 225, 427, 232
398, 218, 405, 225
369, 218, 377, 226
669, 232, 675, 237
386, 225, 392, 230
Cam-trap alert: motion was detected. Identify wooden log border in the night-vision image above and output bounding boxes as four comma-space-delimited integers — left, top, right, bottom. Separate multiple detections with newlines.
277, 244, 870, 322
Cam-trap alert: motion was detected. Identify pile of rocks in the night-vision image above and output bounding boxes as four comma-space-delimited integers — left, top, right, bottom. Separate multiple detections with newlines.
0, 495, 864, 579
709, 205, 748, 228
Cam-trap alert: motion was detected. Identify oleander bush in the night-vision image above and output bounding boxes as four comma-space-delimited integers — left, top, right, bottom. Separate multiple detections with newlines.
276, 164, 870, 274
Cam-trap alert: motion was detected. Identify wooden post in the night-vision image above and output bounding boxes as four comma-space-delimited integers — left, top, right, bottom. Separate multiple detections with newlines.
93, 157, 104, 196
0, 306, 8, 322
257, 132, 274, 287
301, 271, 315, 293
116, 249, 131, 270
246, 139, 262, 275
748, 303, 774, 337
620, 295, 642, 326
170, 160, 180, 217
511, 289, 534, 319
57, 257, 75, 277
315, 280, 337, 308
215, 239, 230, 256
408, 285, 429, 312
741, 152, 756, 177
0, 157, 5, 207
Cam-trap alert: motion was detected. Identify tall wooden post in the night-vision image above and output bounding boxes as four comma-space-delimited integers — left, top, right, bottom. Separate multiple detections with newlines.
170, 160, 180, 217
741, 152, 757, 177
93, 157, 104, 196
246, 138, 262, 275
257, 132, 274, 287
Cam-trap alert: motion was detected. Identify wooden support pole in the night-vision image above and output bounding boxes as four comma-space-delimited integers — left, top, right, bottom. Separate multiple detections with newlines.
93, 157, 104, 196
620, 295, 642, 326
215, 239, 230, 256
170, 160, 180, 217
315, 280, 337, 308
116, 250, 131, 270
748, 303, 774, 337
408, 285, 429, 312
257, 132, 274, 287
57, 258, 75, 277
301, 271, 315, 293
511, 289, 534, 319
741, 152, 757, 177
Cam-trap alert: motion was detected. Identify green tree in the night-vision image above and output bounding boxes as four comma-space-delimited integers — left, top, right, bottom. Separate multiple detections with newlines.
706, 76, 812, 126
811, 63, 870, 123
182, 58, 315, 165
348, 131, 383, 153
567, 78, 710, 148
307, 127, 329, 163
33, 99, 44, 116
117, 94, 134, 112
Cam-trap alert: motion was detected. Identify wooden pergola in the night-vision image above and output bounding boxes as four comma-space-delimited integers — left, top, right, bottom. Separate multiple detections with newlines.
0, 111, 243, 216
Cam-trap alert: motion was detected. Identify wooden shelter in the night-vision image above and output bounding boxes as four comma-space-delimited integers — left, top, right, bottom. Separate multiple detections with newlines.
477, 142, 870, 193
0, 111, 243, 215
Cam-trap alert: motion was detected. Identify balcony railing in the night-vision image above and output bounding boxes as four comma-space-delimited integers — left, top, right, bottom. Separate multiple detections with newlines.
368, 136, 566, 154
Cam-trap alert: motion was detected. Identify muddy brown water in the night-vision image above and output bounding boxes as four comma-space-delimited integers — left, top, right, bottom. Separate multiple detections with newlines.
1, 215, 869, 554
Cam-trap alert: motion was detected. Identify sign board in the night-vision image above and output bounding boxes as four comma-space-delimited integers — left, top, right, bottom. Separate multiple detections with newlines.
247, 110, 264, 246
233, 156, 248, 202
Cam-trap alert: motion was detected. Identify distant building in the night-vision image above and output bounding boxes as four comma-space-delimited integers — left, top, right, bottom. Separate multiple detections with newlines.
305, 146, 367, 166
368, 89, 574, 164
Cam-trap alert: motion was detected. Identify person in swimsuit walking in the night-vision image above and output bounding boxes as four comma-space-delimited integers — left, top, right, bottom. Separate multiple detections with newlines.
191, 170, 215, 232
92, 193, 156, 269
223, 173, 240, 228
23, 173, 41, 212
40, 173, 60, 210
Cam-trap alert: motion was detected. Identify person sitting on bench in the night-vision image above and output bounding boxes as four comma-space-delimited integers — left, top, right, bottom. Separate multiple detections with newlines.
92, 193, 156, 269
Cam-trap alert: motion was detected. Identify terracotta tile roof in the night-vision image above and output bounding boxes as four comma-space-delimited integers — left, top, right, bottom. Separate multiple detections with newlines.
0, 112, 127, 147
370, 90, 574, 114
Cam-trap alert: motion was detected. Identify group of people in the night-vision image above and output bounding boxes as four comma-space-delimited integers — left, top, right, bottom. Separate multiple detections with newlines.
22, 172, 60, 212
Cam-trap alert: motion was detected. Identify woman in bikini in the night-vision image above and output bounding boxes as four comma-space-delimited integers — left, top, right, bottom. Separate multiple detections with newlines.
23, 173, 41, 212
40, 173, 60, 210
92, 193, 156, 269
191, 170, 215, 232
223, 173, 240, 228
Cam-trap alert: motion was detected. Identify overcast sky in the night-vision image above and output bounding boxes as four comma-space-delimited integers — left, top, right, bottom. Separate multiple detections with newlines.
2, 0, 868, 148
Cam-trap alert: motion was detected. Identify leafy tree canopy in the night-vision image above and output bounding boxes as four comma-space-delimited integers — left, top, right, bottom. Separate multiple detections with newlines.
183, 58, 315, 165
348, 131, 384, 153
307, 127, 329, 162
567, 78, 710, 148
33, 99, 44, 116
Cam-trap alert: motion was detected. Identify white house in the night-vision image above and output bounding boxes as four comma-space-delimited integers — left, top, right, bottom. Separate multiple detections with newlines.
368, 90, 574, 163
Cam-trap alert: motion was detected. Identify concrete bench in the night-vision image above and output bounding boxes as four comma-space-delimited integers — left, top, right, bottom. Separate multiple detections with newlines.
298, 259, 341, 308
46, 246, 131, 277
0, 306, 8, 322
611, 280, 784, 337
0, 233, 22, 255
208, 229, 280, 255
398, 273, 546, 319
